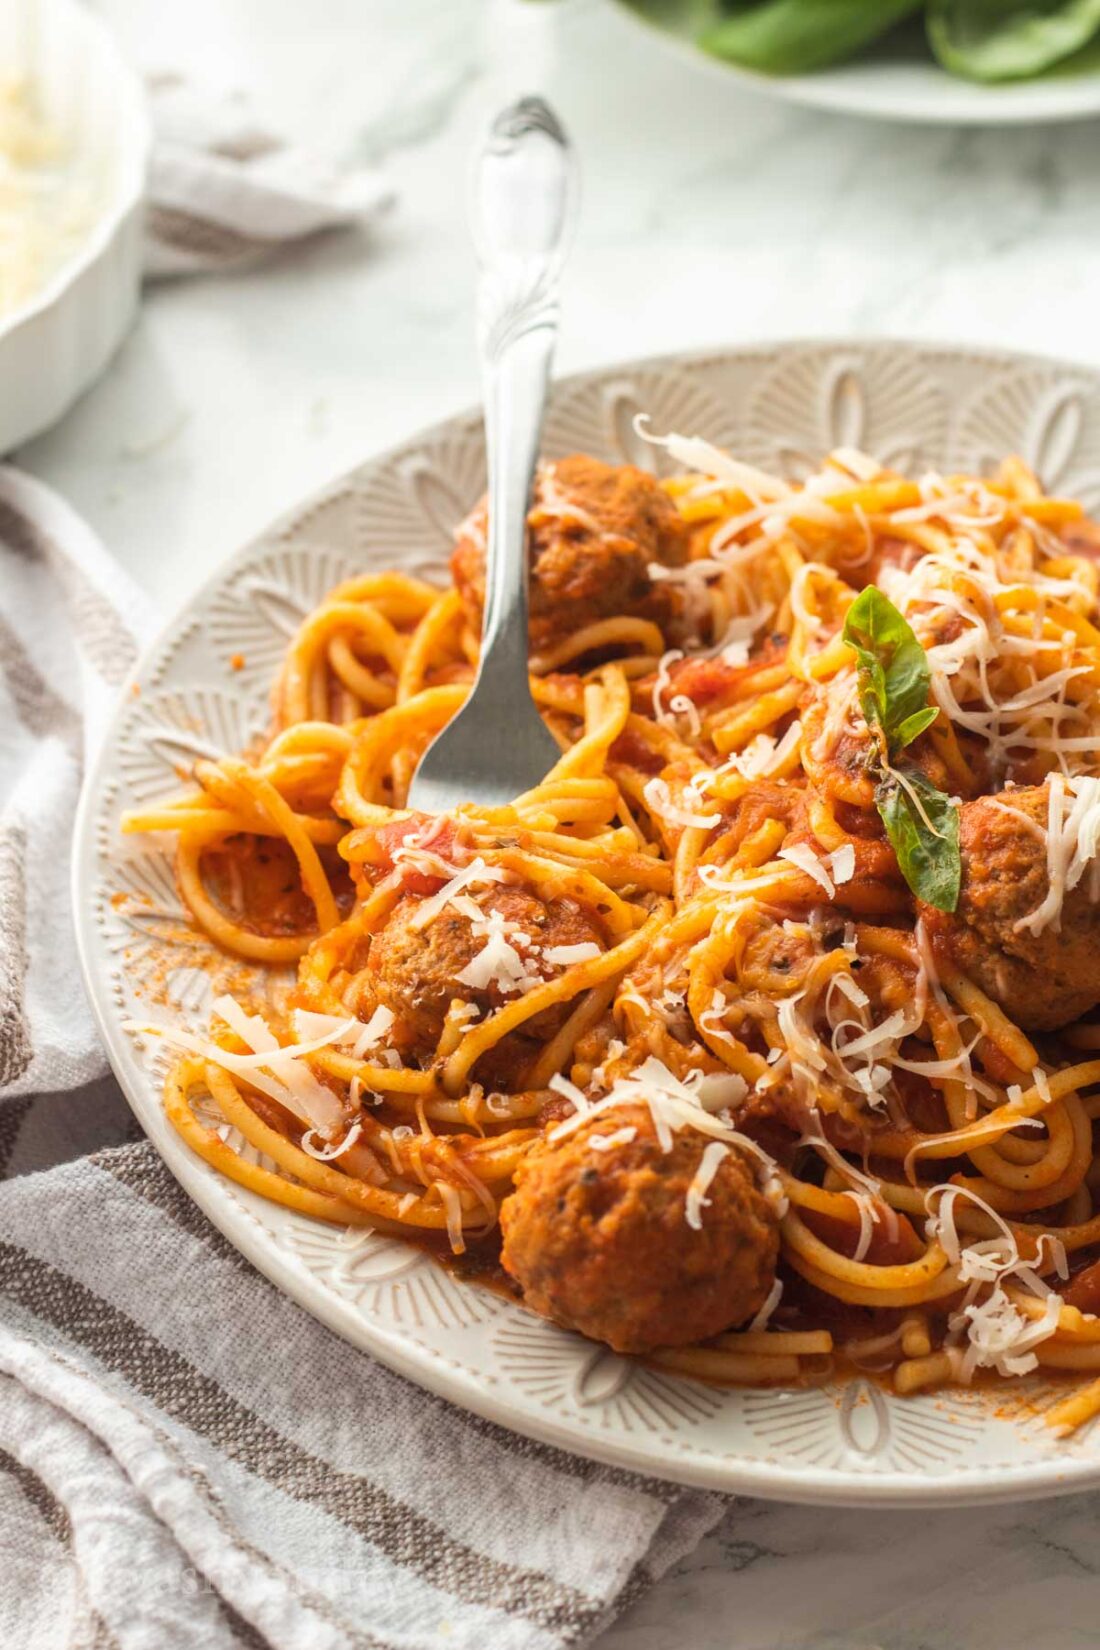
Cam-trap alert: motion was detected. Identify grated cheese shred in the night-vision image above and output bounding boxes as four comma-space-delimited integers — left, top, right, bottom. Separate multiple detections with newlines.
685, 1142, 730, 1230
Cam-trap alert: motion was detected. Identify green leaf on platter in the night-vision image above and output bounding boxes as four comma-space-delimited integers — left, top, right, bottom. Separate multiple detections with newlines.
894, 704, 940, 749
841, 586, 959, 909
700, 0, 924, 75
927, 0, 1100, 83
841, 585, 935, 755
876, 767, 961, 912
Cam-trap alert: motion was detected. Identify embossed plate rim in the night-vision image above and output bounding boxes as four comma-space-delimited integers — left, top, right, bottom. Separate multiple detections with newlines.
74, 337, 1100, 1505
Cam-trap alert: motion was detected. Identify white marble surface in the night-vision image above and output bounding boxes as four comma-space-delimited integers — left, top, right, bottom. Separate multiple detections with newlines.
23, 0, 1100, 1643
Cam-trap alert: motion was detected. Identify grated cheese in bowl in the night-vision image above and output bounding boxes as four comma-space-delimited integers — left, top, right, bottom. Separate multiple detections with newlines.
0, 75, 103, 318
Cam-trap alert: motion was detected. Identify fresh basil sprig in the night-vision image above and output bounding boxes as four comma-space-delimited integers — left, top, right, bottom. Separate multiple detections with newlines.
842, 585, 941, 756
877, 767, 962, 914
841, 586, 961, 913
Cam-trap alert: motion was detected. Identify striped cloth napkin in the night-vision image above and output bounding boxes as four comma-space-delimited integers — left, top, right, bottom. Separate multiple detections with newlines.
0, 469, 727, 1649
144, 75, 394, 278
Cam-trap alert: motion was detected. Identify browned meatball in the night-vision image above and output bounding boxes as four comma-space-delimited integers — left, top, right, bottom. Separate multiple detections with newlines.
923, 786, 1100, 1032
500, 1103, 779, 1353
367, 885, 603, 1059
451, 454, 688, 653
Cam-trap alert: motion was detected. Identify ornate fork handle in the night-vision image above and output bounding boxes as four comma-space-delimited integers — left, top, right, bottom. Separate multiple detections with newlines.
478, 261, 560, 370
406, 98, 575, 811
473, 97, 577, 678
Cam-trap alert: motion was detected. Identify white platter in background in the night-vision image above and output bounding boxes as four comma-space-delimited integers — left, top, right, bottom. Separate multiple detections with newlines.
75, 339, 1100, 1506
611, 0, 1100, 126
0, 0, 148, 454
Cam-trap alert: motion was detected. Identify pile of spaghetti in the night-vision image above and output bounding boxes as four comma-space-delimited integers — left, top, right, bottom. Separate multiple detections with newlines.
125, 433, 1100, 1434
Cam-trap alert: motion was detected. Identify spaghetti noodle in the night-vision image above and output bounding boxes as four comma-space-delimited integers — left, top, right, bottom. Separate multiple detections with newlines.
123, 438, 1100, 1432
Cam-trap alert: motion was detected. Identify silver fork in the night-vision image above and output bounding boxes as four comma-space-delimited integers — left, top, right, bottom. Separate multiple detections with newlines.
407, 96, 577, 813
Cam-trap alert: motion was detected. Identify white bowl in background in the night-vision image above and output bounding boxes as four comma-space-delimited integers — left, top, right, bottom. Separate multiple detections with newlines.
0, 0, 149, 455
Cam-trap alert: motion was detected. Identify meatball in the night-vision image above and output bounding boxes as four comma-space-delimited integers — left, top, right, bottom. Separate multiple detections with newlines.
500, 1104, 779, 1353
924, 786, 1100, 1032
367, 884, 603, 1058
451, 454, 688, 653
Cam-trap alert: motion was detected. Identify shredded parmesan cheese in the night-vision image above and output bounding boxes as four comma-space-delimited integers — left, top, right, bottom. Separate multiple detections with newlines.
1016, 774, 1100, 936
685, 1142, 730, 1230
124, 994, 351, 1137
548, 1072, 591, 1117
643, 776, 721, 832
454, 907, 544, 995
652, 649, 682, 725
829, 843, 856, 885
409, 858, 507, 930
301, 1123, 363, 1161
925, 1184, 1067, 1378
293, 1005, 395, 1061
588, 1127, 638, 1153
434, 1181, 466, 1254
749, 1277, 784, 1331
724, 720, 804, 782
778, 841, 836, 898
543, 942, 602, 965
632, 418, 790, 503
0, 79, 103, 317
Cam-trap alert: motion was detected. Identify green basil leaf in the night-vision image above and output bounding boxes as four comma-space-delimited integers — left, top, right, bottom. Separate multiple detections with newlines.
843, 589, 958, 907
842, 593, 889, 735
700, 0, 923, 75
877, 768, 961, 912
894, 704, 940, 749
842, 586, 934, 753
927, 0, 1100, 83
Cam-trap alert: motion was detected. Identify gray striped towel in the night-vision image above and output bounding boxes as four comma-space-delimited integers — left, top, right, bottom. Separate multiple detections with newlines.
0, 469, 727, 1648
144, 75, 394, 278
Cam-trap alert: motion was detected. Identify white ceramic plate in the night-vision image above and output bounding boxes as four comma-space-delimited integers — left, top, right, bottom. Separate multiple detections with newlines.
612, 0, 1100, 126
75, 339, 1100, 1506
0, 0, 148, 454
